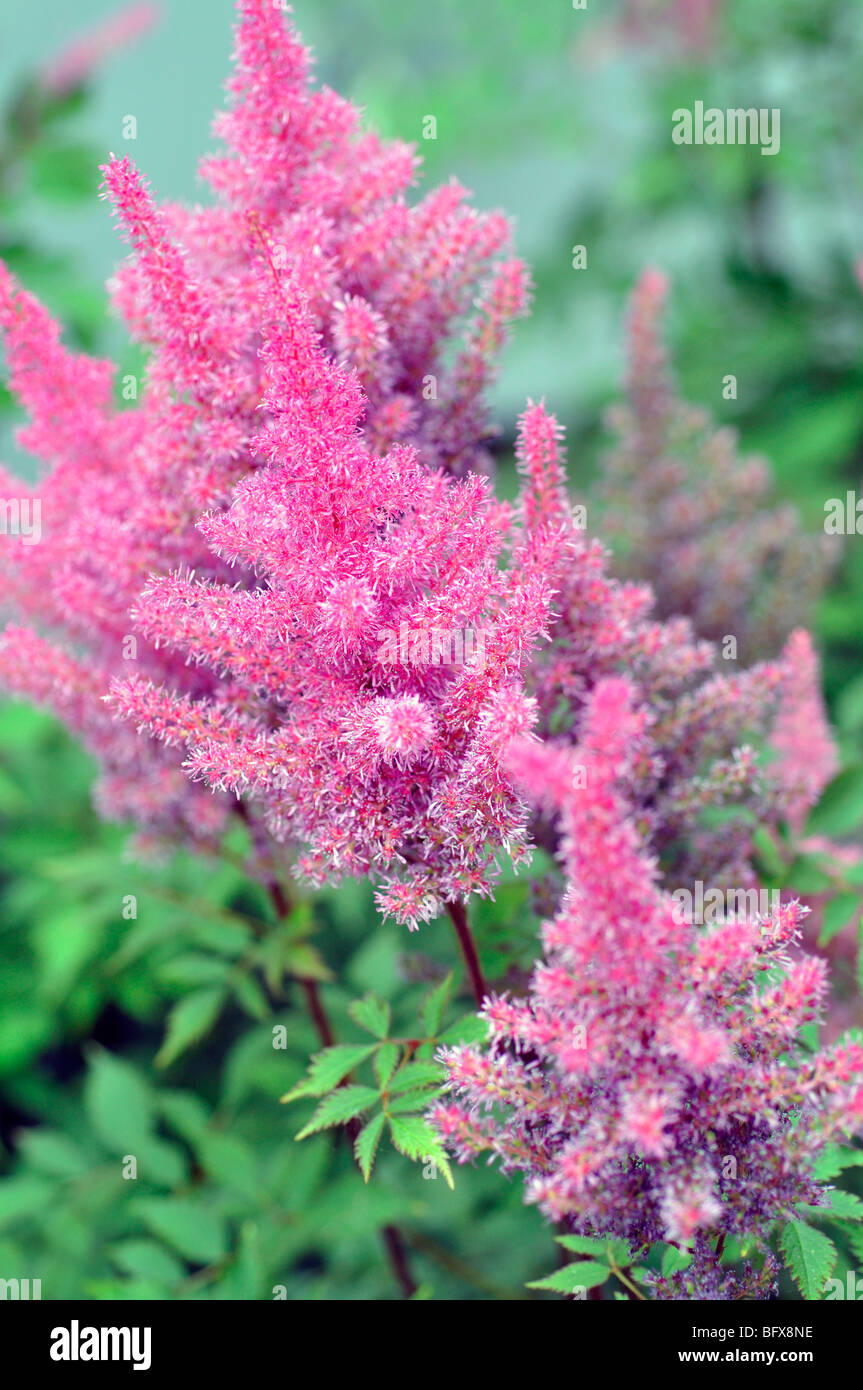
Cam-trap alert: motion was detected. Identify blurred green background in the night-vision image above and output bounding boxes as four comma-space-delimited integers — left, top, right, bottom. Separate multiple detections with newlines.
1, 0, 863, 1299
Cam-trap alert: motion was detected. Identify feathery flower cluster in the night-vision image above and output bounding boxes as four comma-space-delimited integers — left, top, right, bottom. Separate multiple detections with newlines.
0, 2, 838, 928
515, 401, 832, 894
39, 3, 160, 97
433, 678, 863, 1296
0, 0, 529, 879
599, 269, 834, 663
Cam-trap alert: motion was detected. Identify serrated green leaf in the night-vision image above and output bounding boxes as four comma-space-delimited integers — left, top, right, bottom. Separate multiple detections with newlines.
813, 1145, 863, 1181
779, 1219, 837, 1300
348, 994, 391, 1039
295, 1086, 379, 1139
421, 972, 453, 1037
155, 988, 227, 1068
373, 1042, 400, 1088
354, 1112, 385, 1181
281, 1043, 377, 1101
527, 1261, 610, 1293
384, 1088, 442, 1116
385, 1061, 444, 1096
800, 1190, 863, 1222
387, 1114, 454, 1188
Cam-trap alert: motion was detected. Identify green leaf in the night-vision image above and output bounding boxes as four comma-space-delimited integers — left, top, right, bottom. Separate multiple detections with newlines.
813, 1145, 863, 1181
807, 766, 863, 838
295, 1086, 380, 1139
108, 1240, 185, 1286
527, 1261, 610, 1293
156, 988, 227, 1068
196, 1133, 260, 1200
556, 1234, 631, 1264
348, 994, 391, 1039
437, 1014, 489, 1047
132, 1197, 228, 1265
386, 1114, 454, 1188
385, 1061, 444, 1096
354, 1112, 386, 1182
819, 893, 860, 946
16, 1129, 89, 1178
0, 1177, 54, 1230
281, 1043, 377, 1101
373, 1042, 400, 1089
779, 1220, 837, 1300
384, 1088, 445, 1116
157, 954, 229, 987
84, 1050, 154, 1154
800, 1190, 863, 1222
661, 1244, 692, 1276
421, 972, 453, 1036
230, 972, 270, 1021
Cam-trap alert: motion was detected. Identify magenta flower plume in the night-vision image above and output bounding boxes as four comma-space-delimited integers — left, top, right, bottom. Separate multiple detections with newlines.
600, 269, 834, 662
0, 0, 529, 882
771, 629, 839, 833
433, 679, 863, 1297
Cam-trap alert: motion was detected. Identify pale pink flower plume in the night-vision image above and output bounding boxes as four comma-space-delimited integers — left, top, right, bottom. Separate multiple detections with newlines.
40, 3, 160, 96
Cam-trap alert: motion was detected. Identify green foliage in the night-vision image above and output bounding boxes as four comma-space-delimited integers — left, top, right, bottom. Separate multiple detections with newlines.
283, 978, 469, 1188
780, 1220, 838, 1301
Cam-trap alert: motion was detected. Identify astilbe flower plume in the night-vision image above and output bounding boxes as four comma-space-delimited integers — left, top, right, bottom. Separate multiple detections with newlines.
599, 269, 835, 664
513, 401, 834, 896
107, 280, 556, 926
433, 678, 863, 1298
0, 1, 839, 928
0, 0, 528, 872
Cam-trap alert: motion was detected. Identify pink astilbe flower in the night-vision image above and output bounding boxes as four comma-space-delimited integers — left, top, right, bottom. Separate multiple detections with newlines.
433, 679, 863, 1297
513, 400, 815, 894
0, 1, 529, 878
39, 3, 160, 97
0, 3, 841, 930
770, 629, 839, 833
105, 283, 557, 925
600, 269, 835, 663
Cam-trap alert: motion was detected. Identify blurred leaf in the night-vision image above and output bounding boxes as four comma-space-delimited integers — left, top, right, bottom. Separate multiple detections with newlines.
132, 1197, 228, 1264
156, 988, 227, 1068
84, 1051, 154, 1154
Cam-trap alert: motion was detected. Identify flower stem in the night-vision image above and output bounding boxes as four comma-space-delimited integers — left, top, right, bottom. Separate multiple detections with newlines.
445, 900, 489, 1007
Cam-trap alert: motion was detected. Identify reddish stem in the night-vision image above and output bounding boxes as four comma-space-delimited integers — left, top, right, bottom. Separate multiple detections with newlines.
381, 1225, 418, 1300
445, 900, 489, 1007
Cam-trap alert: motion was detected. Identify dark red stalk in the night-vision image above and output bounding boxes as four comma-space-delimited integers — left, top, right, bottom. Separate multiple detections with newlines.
445, 900, 489, 1007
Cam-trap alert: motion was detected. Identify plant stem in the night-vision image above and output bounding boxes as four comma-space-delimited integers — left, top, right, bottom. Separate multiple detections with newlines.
381, 1225, 417, 1299
299, 976, 334, 1048
445, 900, 489, 1007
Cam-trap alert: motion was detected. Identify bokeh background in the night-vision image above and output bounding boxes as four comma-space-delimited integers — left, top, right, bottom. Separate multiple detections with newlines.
1, 0, 862, 1299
